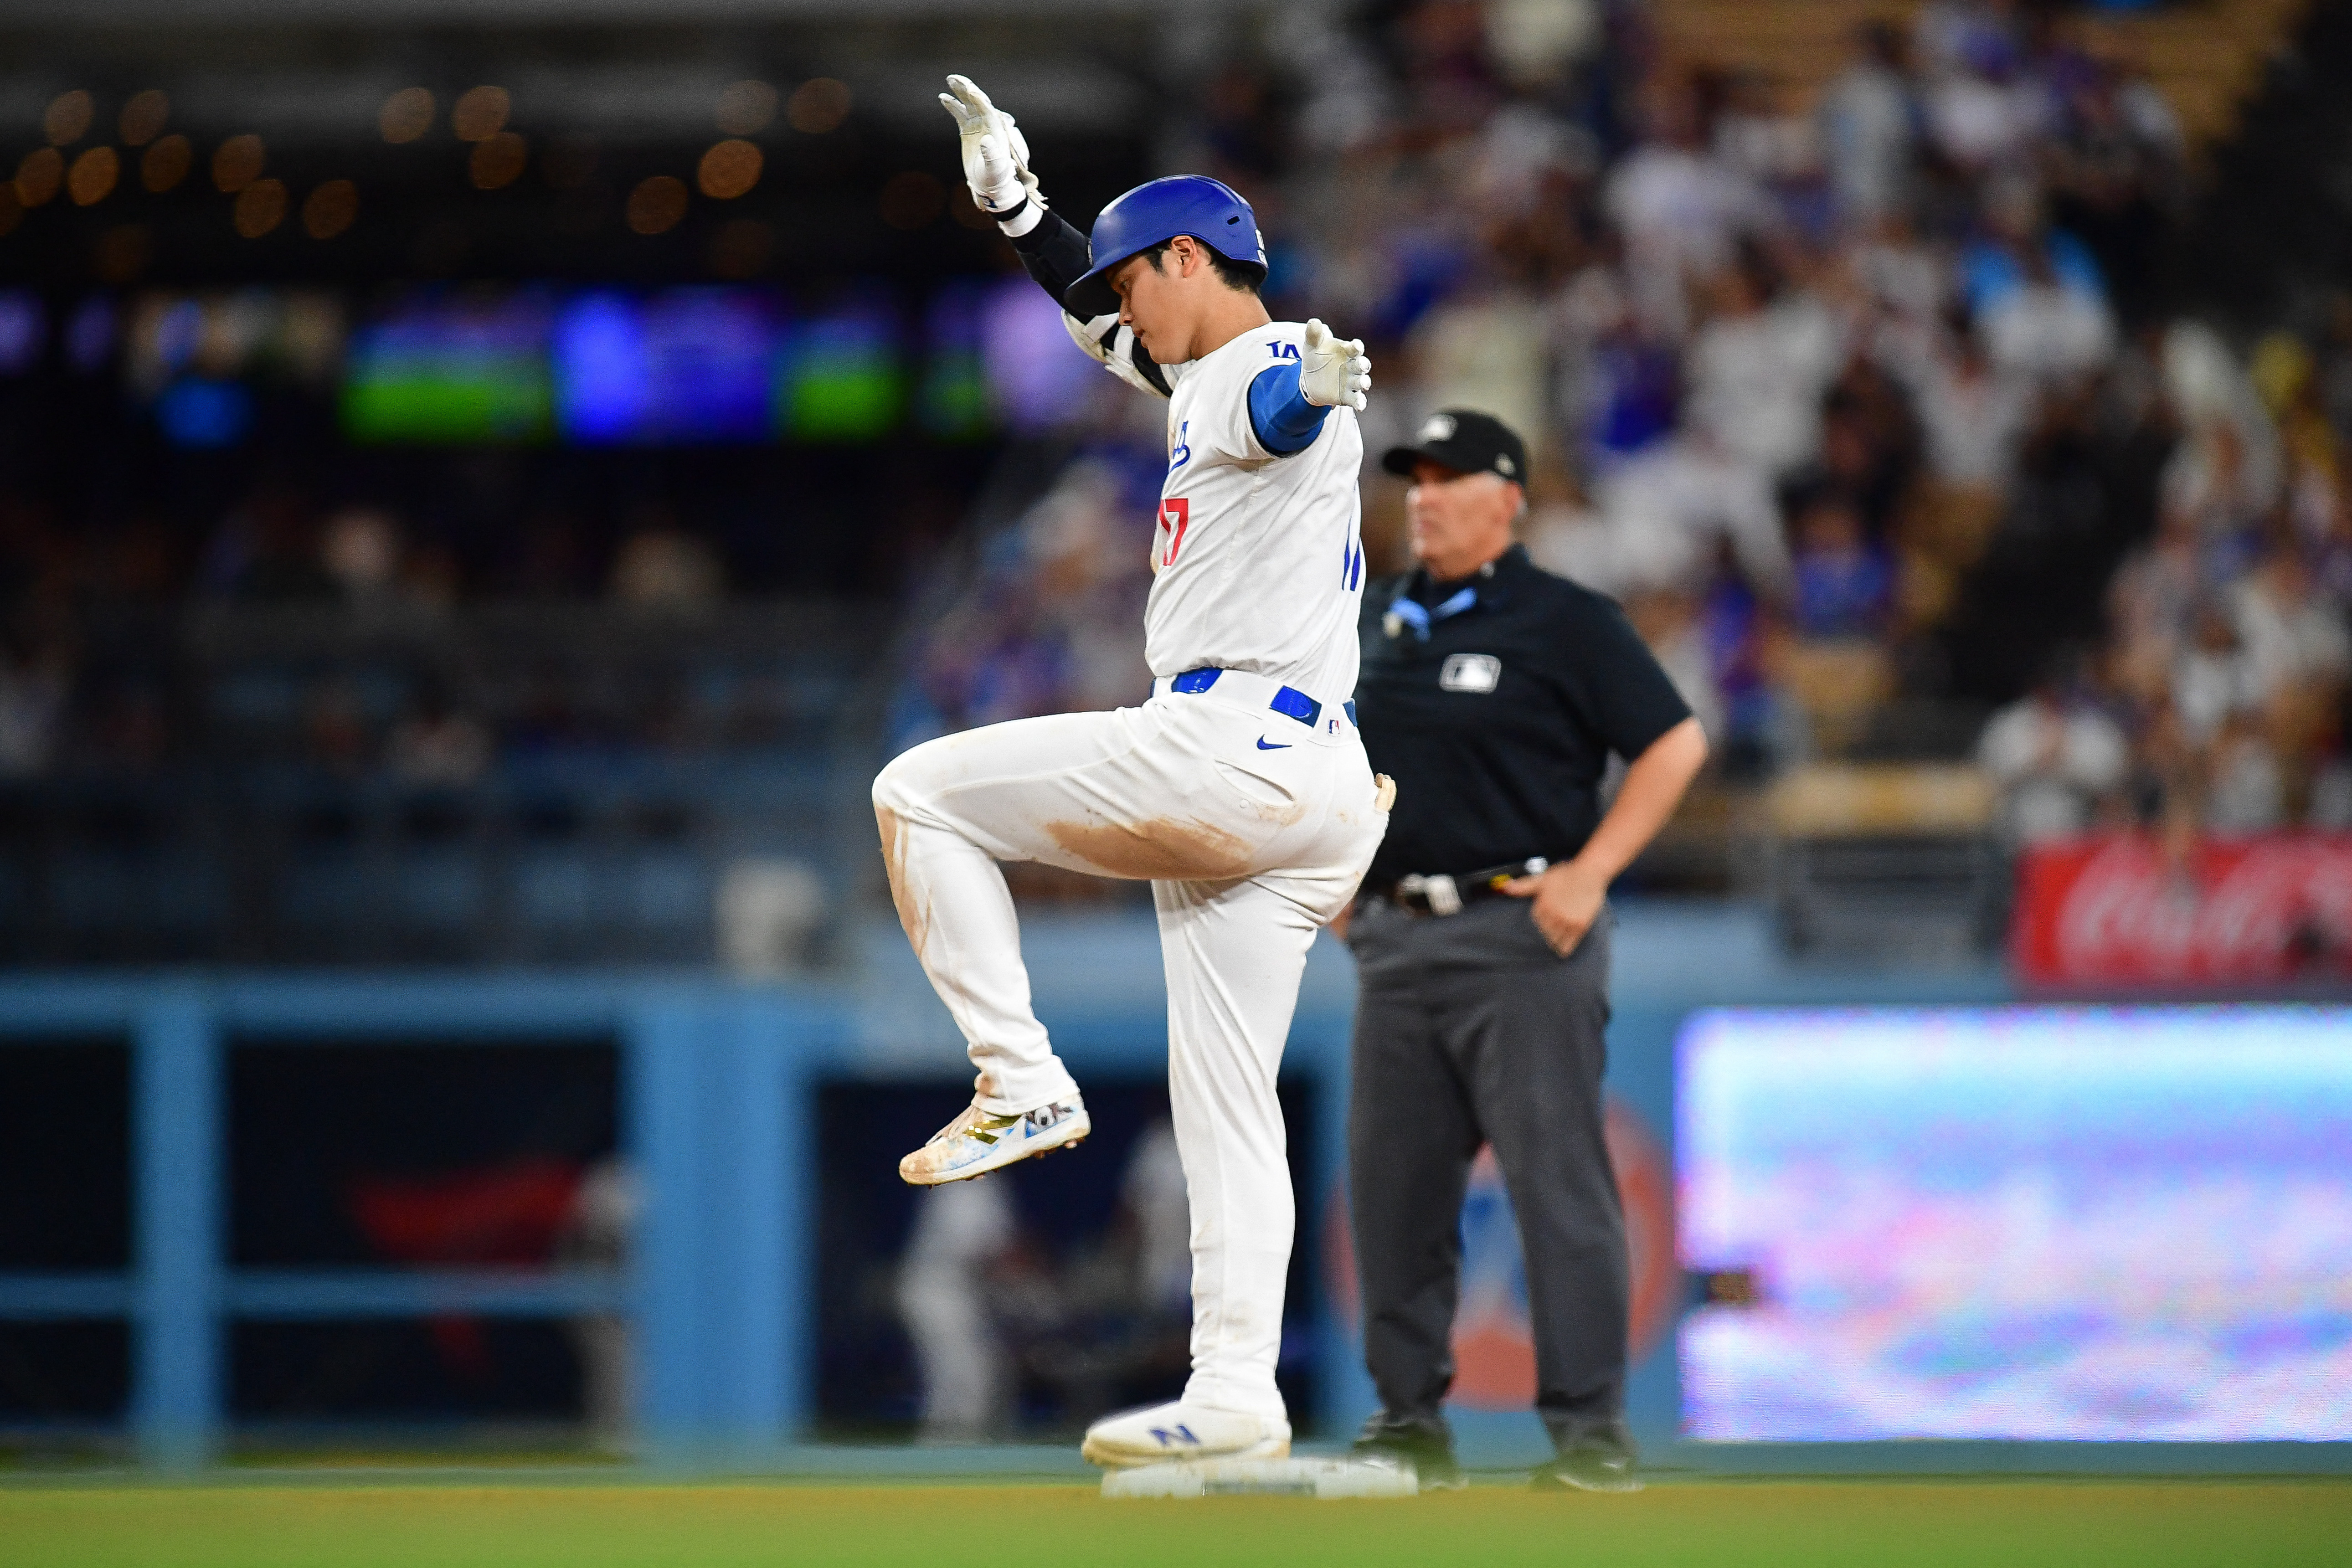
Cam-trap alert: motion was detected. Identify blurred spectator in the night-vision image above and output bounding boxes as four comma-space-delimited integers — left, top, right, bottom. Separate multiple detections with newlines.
557, 1160, 637, 1455
386, 686, 493, 788
1819, 22, 1919, 224
0, 639, 68, 778
204, 488, 333, 602
2046, 53, 2184, 329
895, 1179, 1017, 1444
1892, 302, 2035, 491
611, 524, 724, 611
1410, 287, 1552, 462
890, 458, 1155, 753
1790, 492, 1892, 638
1979, 246, 2115, 386
1712, 70, 1817, 195
1977, 668, 2129, 842
320, 507, 406, 607
1924, 30, 2046, 175
2205, 711, 2285, 833
305, 677, 373, 776
1593, 430, 1790, 599
2173, 600, 2261, 749
1915, 0, 2024, 85
1606, 73, 1776, 337
1121, 1119, 1191, 1326
1683, 243, 1845, 479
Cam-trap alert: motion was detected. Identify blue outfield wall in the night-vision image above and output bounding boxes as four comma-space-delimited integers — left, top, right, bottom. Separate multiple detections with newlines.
0, 900, 2342, 1474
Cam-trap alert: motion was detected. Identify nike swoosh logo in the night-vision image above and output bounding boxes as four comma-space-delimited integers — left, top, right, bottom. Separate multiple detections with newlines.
1256, 738, 1292, 751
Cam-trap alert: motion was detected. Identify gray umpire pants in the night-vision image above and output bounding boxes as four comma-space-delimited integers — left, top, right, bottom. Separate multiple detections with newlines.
1343, 894, 1627, 1451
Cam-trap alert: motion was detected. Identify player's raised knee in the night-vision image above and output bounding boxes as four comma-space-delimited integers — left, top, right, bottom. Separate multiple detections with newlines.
871, 748, 924, 817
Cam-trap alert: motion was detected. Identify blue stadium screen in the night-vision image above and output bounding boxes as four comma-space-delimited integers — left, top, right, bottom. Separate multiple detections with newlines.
342, 293, 555, 443
553, 289, 782, 445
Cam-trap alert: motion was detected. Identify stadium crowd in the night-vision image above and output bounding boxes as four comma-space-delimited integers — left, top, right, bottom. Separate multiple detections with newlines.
896, 0, 2352, 857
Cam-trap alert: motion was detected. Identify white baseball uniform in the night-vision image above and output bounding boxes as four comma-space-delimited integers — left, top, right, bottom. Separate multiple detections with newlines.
872, 317, 1386, 1421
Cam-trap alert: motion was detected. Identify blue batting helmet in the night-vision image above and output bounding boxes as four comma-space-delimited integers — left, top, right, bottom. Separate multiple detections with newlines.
1064, 175, 1268, 319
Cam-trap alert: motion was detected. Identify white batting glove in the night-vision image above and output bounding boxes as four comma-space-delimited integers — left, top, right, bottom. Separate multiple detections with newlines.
938, 74, 1041, 222
1298, 319, 1371, 412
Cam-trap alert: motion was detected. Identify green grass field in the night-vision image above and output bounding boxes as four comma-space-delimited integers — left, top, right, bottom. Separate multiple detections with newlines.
1, 1478, 2345, 1568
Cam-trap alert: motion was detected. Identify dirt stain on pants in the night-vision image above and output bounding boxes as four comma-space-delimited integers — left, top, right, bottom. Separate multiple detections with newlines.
1044, 815, 1255, 881
874, 802, 930, 959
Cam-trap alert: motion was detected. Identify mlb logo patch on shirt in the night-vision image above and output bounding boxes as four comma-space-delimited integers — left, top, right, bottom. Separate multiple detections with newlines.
1439, 653, 1502, 693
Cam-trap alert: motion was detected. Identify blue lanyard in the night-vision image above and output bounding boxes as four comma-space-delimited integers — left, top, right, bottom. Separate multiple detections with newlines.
1385, 586, 1476, 640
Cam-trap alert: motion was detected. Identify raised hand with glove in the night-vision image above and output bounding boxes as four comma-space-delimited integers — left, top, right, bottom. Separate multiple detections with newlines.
937, 74, 1044, 236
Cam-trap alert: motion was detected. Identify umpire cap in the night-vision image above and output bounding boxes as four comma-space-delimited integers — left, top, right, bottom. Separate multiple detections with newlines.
1381, 409, 1529, 486
1065, 175, 1269, 319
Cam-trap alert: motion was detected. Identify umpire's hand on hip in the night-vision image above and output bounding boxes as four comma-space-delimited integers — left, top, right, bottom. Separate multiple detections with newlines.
1503, 859, 1608, 957
1505, 715, 1711, 957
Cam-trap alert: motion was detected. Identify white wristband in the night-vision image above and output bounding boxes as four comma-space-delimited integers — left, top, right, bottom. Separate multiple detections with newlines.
996, 199, 1044, 238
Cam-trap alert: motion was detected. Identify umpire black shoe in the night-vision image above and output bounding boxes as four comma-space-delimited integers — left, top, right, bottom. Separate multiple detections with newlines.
1349, 1414, 1466, 1493
1529, 1442, 1642, 1493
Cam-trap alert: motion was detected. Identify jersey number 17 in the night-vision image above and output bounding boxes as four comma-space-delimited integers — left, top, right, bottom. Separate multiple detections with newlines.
1157, 498, 1190, 569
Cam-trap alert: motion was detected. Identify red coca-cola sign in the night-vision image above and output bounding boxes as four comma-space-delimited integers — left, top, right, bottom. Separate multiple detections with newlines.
2014, 833, 2352, 985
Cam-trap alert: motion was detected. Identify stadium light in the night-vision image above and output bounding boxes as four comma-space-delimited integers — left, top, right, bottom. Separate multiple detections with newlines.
141, 135, 190, 194
211, 135, 264, 195
626, 175, 688, 236
44, 90, 93, 148
716, 80, 778, 138
380, 87, 435, 145
470, 133, 528, 190
233, 178, 287, 238
452, 87, 511, 143
15, 149, 62, 208
696, 140, 761, 200
119, 90, 168, 148
303, 180, 358, 240
67, 147, 118, 206
787, 79, 850, 135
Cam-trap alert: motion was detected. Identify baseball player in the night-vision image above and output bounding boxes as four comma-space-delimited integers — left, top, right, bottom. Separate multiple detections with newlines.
870, 76, 1384, 1468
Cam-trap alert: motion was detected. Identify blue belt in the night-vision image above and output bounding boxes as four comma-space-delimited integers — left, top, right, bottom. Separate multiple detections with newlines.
1169, 668, 1356, 730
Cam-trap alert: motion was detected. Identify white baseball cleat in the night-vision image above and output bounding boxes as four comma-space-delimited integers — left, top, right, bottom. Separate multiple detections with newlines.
898, 1094, 1089, 1186
1080, 1401, 1291, 1470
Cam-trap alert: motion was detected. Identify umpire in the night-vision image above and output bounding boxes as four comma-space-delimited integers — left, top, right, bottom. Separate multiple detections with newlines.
1340, 410, 1707, 1492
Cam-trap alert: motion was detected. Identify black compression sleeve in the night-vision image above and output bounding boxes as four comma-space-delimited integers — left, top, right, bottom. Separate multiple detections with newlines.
1009, 207, 1171, 396
1005, 209, 1094, 313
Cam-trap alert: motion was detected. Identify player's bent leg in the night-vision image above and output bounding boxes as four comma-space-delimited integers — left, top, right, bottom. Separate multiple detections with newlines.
873, 709, 1170, 1121
1079, 1400, 1291, 1469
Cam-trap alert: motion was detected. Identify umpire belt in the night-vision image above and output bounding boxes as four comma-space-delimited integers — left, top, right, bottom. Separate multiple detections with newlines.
1153, 667, 1358, 740
1378, 857, 1550, 917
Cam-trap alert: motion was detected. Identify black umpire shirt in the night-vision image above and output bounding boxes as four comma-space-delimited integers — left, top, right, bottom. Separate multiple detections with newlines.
1354, 544, 1692, 887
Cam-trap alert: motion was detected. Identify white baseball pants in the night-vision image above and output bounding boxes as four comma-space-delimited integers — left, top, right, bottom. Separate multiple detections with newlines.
872, 677, 1388, 1419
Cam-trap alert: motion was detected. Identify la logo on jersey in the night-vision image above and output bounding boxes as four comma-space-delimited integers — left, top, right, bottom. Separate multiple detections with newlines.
1157, 497, 1190, 569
